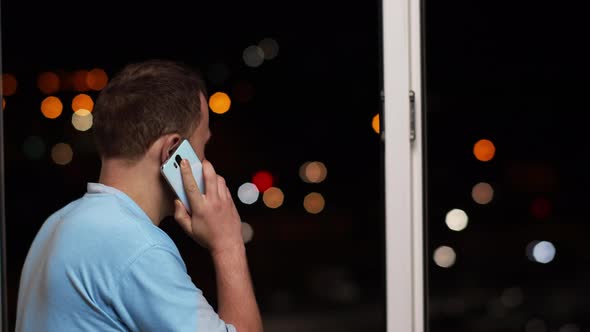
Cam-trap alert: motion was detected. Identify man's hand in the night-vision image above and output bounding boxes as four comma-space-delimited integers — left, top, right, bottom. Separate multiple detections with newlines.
173, 158, 264, 332
173, 159, 244, 254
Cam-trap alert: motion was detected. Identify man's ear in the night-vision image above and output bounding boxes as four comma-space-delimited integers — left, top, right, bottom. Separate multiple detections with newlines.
160, 134, 182, 164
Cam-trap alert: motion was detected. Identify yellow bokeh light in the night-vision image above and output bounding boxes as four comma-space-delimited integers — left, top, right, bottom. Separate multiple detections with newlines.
72, 93, 94, 112
41, 96, 63, 119
72, 109, 93, 131
37, 72, 60, 94
2, 73, 18, 96
473, 139, 496, 162
51, 143, 73, 165
303, 192, 325, 214
209, 92, 231, 114
372, 114, 380, 134
263, 187, 284, 209
86, 68, 108, 90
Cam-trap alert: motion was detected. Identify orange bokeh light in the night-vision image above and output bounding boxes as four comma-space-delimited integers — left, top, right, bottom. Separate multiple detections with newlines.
37, 72, 61, 94
303, 192, 325, 214
86, 68, 108, 90
71, 70, 90, 92
473, 139, 496, 162
72, 94, 94, 112
41, 96, 63, 119
209, 92, 231, 114
372, 114, 380, 134
2, 73, 18, 96
2, 98, 5, 111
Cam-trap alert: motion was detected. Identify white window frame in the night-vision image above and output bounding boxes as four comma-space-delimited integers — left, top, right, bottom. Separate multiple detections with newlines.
382, 0, 425, 330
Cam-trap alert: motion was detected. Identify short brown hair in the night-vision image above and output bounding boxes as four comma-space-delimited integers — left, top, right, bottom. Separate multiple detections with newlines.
93, 59, 207, 160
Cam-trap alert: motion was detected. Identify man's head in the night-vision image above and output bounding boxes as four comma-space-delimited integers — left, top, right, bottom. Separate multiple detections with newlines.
93, 59, 209, 163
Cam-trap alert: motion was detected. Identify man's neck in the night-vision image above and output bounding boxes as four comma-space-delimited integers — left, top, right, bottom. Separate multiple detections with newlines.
98, 158, 167, 226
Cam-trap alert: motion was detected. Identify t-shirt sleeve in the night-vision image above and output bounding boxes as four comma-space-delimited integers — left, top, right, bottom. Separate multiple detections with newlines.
113, 246, 236, 332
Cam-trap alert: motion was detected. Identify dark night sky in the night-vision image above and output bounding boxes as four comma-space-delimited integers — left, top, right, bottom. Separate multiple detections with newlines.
3, 0, 590, 331
2, 1, 386, 331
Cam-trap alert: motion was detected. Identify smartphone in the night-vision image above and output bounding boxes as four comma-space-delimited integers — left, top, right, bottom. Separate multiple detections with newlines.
161, 139, 205, 214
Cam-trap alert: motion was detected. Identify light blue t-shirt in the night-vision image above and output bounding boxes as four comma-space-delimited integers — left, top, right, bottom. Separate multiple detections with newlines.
16, 183, 236, 332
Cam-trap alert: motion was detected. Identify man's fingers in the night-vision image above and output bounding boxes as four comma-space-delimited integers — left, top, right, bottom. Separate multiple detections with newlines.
202, 160, 219, 199
173, 200, 192, 234
179, 159, 203, 209
217, 176, 229, 200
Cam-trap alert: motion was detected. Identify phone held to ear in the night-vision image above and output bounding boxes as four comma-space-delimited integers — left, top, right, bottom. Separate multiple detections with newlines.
161, 139, 205, 214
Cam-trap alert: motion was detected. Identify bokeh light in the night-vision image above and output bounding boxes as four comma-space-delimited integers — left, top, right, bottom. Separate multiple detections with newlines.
72, 109, 93, 131
472, 182, 494, 204
258, 38, 279, 60
243, 45, 265, 68
71, 70, 90, 92
530, 197, 552, 220
372, 114, 380, 134
527, 240, 556, 264
23, 136, 45, 160
72, 93, 94, 112
237, 182, 259, 205
299, 161, 328, 183
473, 138, 496, 162
532, 241, 556, 264
41, 96, 63, 119
207, 63, 230, 85
433, 245, 456, 268
445, 208, 469, 231
209, 92, 231, 114
2, 73, 18, 96
51, 143, 73, 165
525, 318, 547, 332
263, 187, 284, 208
241, 222, 254, 243
252, 170, 273, 193
559, 324, 580, 332
500, 287, 523, 308
2, 98, 5, 111
37, 71, 61, 94
86, 68, 108, 90
304, 192, 325, 214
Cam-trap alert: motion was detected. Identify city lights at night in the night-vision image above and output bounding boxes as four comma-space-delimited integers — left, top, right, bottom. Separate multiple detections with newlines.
2, 0, 588, 331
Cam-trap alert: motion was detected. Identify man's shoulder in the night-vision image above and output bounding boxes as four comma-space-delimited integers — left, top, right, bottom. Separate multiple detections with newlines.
50, 193, 177, 256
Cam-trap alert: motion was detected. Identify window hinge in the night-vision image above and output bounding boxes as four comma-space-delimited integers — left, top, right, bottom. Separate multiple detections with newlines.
409, 90, 416, 142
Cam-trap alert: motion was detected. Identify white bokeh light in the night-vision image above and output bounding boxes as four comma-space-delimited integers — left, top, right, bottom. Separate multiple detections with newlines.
72, 109, 93, 131
258, 38, 279, 60
237, 182, 259, 205
243, 45, 264, 68
532, 241, 556, 264
445, 208, 469, 231
241, 222, 254, 243
433, 245, 456, 268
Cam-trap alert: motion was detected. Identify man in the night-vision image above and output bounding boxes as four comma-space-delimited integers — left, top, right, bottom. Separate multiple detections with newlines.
16, 60, 263, 332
